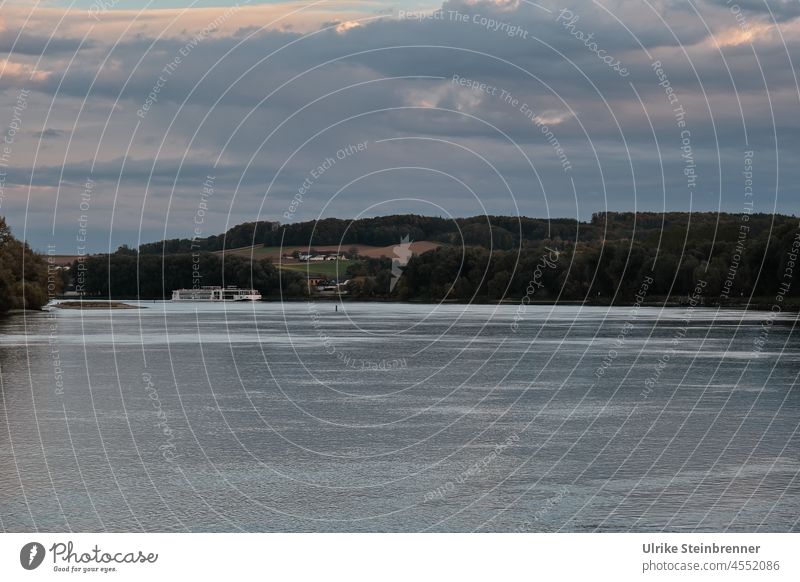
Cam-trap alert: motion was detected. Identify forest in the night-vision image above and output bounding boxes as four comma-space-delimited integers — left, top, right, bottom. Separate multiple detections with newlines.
0, 216, 53, 312
137, 212, 797, 252
79, 212, 800, 305
75, 252, 307, 299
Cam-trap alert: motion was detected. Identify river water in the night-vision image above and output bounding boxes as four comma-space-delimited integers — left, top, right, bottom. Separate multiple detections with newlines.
0, 302, 797, 532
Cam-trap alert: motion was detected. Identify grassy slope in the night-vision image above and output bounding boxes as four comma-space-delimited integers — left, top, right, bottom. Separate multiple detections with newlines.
277, 260, 353, 278
219, 241, 441, 261
218, 241, 442, 278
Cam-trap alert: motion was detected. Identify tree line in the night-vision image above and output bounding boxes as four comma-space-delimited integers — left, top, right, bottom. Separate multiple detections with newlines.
25, 211, 800, 305
137, 212, 798, 254
75, 252, 308, 299
341, 213, 800, 304
0, 216, 53, 312
138, 221, 278, 254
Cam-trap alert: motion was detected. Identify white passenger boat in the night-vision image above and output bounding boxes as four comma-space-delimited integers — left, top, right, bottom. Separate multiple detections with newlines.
171, 286, 262, 301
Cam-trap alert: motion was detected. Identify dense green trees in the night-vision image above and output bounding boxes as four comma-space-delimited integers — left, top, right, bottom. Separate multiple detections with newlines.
138, 221, 278, 254
76, 252, 307, 299
82, 211, 800, 304
6, 211, 796, 308
138, 212, 797, 254
337, 212, 799, 303
0, 216, 53, 312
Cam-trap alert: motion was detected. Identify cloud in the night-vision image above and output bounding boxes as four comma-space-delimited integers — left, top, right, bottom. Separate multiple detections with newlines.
711, 22, 775, 46
0, 0, 797, 251
334, 20, 364, 34
0, 31, 91, 55
0, 2, 384, 45
32, 128, 66, 139
704, 0, 800, 22
0, 58, 50, 86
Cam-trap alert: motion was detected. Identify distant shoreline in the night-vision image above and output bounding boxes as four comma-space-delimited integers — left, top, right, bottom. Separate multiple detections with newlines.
52, 301, 142, 310
39, 296, 799, 312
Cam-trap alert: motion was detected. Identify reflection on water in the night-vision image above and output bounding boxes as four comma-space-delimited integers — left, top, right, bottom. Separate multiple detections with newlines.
0, 302, 798, 532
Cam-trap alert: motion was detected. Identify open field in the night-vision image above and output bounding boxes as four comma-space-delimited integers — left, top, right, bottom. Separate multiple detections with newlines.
215, 241, 442, 278
278, 260, 352, 278
51, 255, 80, 266
356, 241, 441, 258
217, 241, 441, 261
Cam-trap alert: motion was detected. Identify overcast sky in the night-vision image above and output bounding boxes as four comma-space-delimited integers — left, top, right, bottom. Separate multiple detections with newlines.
1, 0, 797, 252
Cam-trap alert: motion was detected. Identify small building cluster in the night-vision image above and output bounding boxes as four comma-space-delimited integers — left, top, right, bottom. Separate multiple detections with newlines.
306, 277, 349, 294
285, 251, 345, 262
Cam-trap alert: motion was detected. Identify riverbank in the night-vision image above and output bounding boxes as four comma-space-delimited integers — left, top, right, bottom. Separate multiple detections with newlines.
54, 301, 142, 310
298, 295, 800, 311
45, 296, 800, 312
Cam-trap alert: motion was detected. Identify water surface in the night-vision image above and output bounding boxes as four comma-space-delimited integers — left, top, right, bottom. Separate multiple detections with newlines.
0, 302, 797, 532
